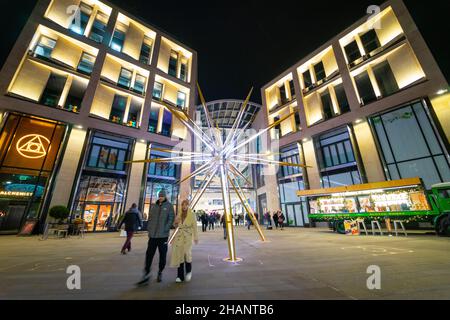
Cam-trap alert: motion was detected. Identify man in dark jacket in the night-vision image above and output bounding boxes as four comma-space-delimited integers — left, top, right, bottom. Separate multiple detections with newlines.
118, 203, 142, 254
137, 189, 175, 285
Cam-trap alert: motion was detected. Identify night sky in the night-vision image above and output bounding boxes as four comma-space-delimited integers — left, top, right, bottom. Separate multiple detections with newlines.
1, 0, 448, 104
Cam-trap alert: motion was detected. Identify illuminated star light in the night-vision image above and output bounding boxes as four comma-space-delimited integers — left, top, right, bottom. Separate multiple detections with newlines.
127, 84, 309, 262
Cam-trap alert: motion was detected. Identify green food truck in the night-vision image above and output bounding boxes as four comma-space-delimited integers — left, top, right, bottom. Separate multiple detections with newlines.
297, 177, 450, 236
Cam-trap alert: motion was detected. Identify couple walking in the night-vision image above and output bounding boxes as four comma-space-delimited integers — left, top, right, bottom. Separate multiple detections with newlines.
119, 189, 198, 285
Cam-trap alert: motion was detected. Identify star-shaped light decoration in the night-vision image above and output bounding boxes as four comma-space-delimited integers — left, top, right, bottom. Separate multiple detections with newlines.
128, 84, 309, 262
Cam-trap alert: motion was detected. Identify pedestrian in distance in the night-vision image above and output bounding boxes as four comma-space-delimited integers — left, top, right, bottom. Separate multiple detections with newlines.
221, 214, 227, 240
278, 210, 285, 230
118, 203, 142, 255
170, 199, 199, 283
273, 211, 279, 229
137, 189, 175, 286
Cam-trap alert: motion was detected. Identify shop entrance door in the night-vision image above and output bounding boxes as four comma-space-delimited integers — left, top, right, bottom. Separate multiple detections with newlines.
0, 205, 27, 234
83, 204, 113, 232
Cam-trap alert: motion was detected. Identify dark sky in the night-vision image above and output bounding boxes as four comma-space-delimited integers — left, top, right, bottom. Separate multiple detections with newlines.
1, 0, 448, 104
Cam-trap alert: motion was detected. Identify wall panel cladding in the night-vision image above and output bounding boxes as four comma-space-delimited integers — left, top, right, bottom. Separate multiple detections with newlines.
51, 37, 84, 69
46, 0, 82, 29
9, 60, 51, 101
90, 84, 115, 119
122, 22, 145, 61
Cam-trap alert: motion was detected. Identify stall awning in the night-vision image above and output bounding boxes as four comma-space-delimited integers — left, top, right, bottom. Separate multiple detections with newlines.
297, 177, 422, 197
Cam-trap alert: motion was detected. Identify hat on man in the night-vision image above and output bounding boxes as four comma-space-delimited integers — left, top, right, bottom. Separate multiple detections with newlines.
158, 189, 167, 197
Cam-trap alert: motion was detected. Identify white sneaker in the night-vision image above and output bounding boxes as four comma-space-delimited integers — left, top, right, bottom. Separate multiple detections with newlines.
175, 277, 183, 283
185, 272, 192, 282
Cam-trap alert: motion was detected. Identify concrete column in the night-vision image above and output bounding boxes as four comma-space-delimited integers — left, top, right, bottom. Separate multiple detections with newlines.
58, 75, 73, 108
125, 141, 147, 210
292, 71, 308, 131
302, 139, 321, 189
49, 127, 87, 209
332, 40, 361, 111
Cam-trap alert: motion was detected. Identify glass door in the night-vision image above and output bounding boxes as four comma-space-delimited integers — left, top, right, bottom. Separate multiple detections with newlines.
84, 204, 98, 232
96, 204, 112, 231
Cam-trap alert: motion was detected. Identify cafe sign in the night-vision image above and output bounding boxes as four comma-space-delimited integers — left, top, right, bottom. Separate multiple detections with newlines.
16, 134, 50, 159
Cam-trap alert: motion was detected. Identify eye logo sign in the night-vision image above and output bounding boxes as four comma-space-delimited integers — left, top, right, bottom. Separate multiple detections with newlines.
16, 134, 50, 159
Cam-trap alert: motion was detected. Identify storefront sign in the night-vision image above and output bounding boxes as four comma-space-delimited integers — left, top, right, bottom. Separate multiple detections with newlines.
16, 134, 50, 159
0, 191, 33, 197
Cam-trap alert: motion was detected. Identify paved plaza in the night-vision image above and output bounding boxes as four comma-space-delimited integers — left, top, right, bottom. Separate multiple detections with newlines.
1, 226, 450, 300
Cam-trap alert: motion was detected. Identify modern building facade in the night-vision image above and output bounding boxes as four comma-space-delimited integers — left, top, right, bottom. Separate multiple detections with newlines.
0, 0, 197, 234
259, 0, 450, 227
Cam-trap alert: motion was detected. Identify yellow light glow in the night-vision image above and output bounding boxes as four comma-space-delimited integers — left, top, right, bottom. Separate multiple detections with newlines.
16, 134, 50, 159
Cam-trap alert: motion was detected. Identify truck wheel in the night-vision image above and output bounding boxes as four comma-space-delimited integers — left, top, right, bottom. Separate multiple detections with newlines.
335, 221, 346, 234
435, 215, 450, 237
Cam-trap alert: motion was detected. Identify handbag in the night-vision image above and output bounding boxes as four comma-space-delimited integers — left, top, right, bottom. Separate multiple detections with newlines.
120, 230, 127, 237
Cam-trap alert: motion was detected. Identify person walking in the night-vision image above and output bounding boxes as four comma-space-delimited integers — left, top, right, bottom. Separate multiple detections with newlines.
208, 213, 215, 230
278, 211, 285, 230
137, 189, 175, 285
221, 214, 227, 240
246, 213, 252, 230
273, 211, 279, 229
200, 212, 208, 232
170, 199, 199, 283
118, 203, 142, 255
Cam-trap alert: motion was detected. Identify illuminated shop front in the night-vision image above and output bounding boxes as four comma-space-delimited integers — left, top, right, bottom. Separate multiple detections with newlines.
0, 114, 66, 234
71, 131, 132, 232
143, 146, 180, 220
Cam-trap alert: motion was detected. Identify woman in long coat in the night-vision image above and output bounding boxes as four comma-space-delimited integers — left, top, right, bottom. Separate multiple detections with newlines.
170, 199, 199, 282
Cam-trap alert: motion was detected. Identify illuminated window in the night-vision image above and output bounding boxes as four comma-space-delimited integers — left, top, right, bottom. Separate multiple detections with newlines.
148, 105, 159, 133
372, 60, 399, 97
77, 52, 95, 75
344, 40, 361, 65
40, 73, 67, 107
168, 51, 178, 77
33, 36, 56, 60
64, 78, 87, 113
87, 134, 130, 171
302, 70, 313, 89
279, 84, 288, 105
139, 37, 153, 65
176, 91, 186, 108
133, 74, 147, 95
153, 82, 163, 100
110, 94, 127, 124
354, 71, 377, 105
320, 90, 334, 120
89, 12, 108, 43
110, 28, 126, 52
161, 110, 172, 136
360, 29, 381, 54
289, 80, 296, 98
69, 2, 92, 35
334, 83, 350, 114
118, 68, 133, 89
180, 62, 188, 81
314, 61, 326, 82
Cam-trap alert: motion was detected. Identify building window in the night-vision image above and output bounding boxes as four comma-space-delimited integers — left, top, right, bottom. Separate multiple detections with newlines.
334, 83, 350, 114
139, 37, 153, 65
133, 74, 147, 95
40, 73, 67, 108
110, 29, 126, 52
168, 51, 178, 77
314, 61, 326, 82
161, 110, 172, 136
148, 105, 159, 133
33, 36, 56, 60
354, 71, 377, 105
117, 68, 133, 89
87, 135, 130, 171
279, 84, 288, 105
294, 112, 301, 131
320, 90, 334, 120
110, 94, 127, 124
77, 52, 95, 75
69, 2, 92, 35
317, 128, 361, 188
153, 82, 163, 100
344, 40, 361, 65
360, 29, 381, 54
372, 60, 399, 97
371, 101, 450, 189
89, 13, 108, 43
279, 146, 302, 178
63, 78, 87, 113
289, 80, 296, 98
177, 91, 187, 108
180, 62, 188, 81
303, 70, 313, 89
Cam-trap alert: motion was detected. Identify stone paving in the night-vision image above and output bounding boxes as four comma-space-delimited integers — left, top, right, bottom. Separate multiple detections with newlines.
1, 226, 450, 300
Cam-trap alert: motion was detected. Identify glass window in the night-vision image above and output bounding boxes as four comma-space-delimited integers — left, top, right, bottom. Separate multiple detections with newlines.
33, 36, 56, 60
180, 62, 188, 81
373, 60, 398, 97
139, 37, 153, 65
303, 70, 313, 89
344, 40, 361, 65
177, 91, 186, 108
126, 98, 142, 128
110, 94, 127, 124
371, 101, 450, 189
40, 73, 67, 107
314, 61, 326, 82
279, 84, 288, 105
86, 134, 130, 171
89, 13, 108, 43
168, 51, 178, 77
334, 83, 350, 114
148, 106, 160, 133
354, 71, 377, 105
153, 82, 163, 101
63, 78, 87, 113
360, 29, 381, 54
70, 2, 92, 35
289, 79, 296, 98
133, 74, 147, 95
118, 68, 132, 89
161, 110, 172, 136
77, 52, 95, 75
110, 29, 126, 52
320, 90, 334, 120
